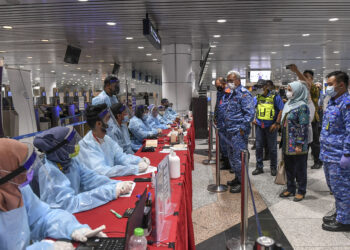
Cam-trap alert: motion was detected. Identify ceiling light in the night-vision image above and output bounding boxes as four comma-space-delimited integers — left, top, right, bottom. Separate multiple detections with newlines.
3, 26, 12, 29
51, 70, 55, 73
152, 58, 157, 61
77, 68, 81, 70
78, 0, 88, 1
315, 56, 322, 59
88, 41, 94, 44
209, 52, 214, 55
41, 39, 49, 42
86, 55, 91, 58
213, 35, 221, 38
73, 74, 76, 76
19, 65, 24, 68
335, 64, 340, 66
48, 61, 52, 63
329, 18, 339, 22
333, 51, 340, 54
27, 56, 32, 59
323, 66, 326, 69
126, 37, 133, 40
63, 72, 66, 75
283, 44, 290, 47
88, 69, 92, 72
217, 19, 226, 23
146, 53, 152, 56
138, 46, 144, 49
302, 60, 307, 63
99, 60, 104, 62
271, 51, 277, 54
36, 68, 40, 71
210, 45, 216, 48
302, 33, 310, 37
312, 69, 316, 71
106, 22, 116, 26
0, 50, 6, 53
64, 64, 68, 67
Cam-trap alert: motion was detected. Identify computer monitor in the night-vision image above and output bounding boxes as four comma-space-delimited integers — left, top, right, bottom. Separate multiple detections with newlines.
42, 92, 46, 97
7, 91, 12, 97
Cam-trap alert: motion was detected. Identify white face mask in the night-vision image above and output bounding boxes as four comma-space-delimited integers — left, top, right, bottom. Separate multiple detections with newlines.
228, 82, 237, 90
286, 91, 293, 99
326, 86, 337, 97
256, 88, 264, 95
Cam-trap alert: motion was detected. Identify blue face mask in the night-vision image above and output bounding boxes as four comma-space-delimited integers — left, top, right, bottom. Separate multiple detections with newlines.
326, 86, 337, 97
123, 115, 129, 123
142, 114, 148, 121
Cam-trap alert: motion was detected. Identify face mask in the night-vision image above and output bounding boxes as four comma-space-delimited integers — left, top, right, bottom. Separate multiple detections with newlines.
159, 111, 165, 116
142, 114, 148, 121
286, 91, 293, 99
123, 115, 129, 123
257, 89, 264, 95
228, 82, 237, 90
69, 144, 80, 158
216, 86, 224, 92
326, 86, 337, 97
112, 85, 120, 95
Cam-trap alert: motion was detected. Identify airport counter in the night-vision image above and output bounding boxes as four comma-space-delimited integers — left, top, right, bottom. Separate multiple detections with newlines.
74, 121, 195, 250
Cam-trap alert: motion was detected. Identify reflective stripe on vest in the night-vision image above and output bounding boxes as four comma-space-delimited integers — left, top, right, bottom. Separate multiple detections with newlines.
256, 94, 275, 121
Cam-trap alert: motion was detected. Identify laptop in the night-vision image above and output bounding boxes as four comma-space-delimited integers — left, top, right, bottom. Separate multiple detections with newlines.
76, 188, 148, 250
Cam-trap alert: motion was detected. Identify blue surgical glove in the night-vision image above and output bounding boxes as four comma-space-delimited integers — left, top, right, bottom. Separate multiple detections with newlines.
340, 155, 350, 168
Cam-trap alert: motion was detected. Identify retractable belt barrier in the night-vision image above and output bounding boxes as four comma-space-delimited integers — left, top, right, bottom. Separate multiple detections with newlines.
12, 121, 86, 140
218, 132, 278, 250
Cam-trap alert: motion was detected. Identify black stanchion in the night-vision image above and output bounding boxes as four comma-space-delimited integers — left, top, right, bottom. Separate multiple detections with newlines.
203, 113, 216, 165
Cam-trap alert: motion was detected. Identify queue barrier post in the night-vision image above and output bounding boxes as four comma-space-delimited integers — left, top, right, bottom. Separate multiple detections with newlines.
207, 125, 228, 193
203, 112, 216, 165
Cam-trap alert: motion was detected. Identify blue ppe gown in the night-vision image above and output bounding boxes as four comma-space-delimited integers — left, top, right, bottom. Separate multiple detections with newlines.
108, 122, 135, 154
92, 90, 118, 107
147, 115, 168, 129
128, 116, 158, 150
38, 157, 119, 213
0, 185, 87, 250
77, 131, 141, 177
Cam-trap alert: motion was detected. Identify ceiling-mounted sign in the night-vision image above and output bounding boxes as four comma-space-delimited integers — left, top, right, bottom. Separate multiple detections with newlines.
143, 16, 161, 50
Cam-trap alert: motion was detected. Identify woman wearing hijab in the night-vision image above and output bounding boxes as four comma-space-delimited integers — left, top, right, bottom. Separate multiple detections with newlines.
279, 81, 310, 202
146, 105, 171, 130
33, 126, 134, 214
0, 138, 104, 250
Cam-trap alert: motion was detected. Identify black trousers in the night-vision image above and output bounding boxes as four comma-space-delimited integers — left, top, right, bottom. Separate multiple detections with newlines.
284, 154, 308, 195
311, 121, 321, 164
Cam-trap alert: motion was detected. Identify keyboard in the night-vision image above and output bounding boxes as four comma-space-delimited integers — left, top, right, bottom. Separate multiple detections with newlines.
77, 237, 126, 250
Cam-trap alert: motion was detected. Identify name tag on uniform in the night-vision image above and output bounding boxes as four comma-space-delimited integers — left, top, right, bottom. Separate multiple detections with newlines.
326, 122, 329, 130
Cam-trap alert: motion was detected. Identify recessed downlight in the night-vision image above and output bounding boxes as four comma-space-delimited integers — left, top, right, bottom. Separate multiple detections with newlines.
283, 44, 290, 47
126, 37, 133, 40
138, 46, 144, 49
217, 19, 226, 23
329, 18, 339, 22
333, 51, 340, 54
41, 39, 49, 42
106, 22, 116, 26
213, 35, 221, 38
3, 26, 12, 29
146, 53, 152, 56
302, 34, 310, 37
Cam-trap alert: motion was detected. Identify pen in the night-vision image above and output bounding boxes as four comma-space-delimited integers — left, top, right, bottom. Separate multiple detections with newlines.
110, 209, 122, 219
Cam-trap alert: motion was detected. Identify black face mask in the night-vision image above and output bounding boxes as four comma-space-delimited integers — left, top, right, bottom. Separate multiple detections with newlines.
216, 86, 224, 92
113, 85, 120, 95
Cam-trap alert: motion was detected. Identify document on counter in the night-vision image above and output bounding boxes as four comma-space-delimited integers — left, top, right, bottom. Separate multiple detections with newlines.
119, 182, 136, 198
135, 166, 157, 176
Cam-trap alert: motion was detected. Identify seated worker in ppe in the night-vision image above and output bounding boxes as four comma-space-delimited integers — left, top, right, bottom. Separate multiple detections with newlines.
158, 105, 173, 125
77, 104, 150, 177
161, 98, 178, 121
109, 103, 136, 154
147, 104, 171, 130
33, 126, 134, 214
0, 138, 107, 250
129, 105, 162, 151
168, 102, 178, 116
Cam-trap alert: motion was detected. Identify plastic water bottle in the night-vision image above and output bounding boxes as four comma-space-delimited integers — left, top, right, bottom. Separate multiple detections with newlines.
129, 228, 147, 250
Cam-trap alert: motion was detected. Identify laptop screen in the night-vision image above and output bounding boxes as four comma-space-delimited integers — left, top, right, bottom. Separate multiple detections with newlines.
124, 188, 147, 250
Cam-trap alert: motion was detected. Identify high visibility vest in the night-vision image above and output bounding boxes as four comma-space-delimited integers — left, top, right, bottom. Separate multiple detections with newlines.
256, 94, 275, 121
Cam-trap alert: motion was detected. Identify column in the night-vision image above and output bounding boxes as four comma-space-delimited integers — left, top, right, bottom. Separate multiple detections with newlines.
162, 44, 192, 113
40, 72, 56, 103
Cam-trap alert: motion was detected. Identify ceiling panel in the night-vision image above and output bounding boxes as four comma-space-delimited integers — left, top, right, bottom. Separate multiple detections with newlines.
0, 0, 350, 89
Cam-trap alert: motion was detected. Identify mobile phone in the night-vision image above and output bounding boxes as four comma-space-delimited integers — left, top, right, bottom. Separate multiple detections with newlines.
133, 178, 152, 182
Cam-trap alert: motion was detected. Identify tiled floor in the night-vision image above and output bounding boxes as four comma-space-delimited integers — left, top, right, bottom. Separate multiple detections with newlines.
192, 139, 350, 249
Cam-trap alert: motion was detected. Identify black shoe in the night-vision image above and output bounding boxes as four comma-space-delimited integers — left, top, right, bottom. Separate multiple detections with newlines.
229, 184, 241, 193
322, 221, 350, 232
311, 162, 322, 169
279, 190, 295, 198
271, 168, 277, 176
229, 169, 234, 173
323, 213, 337, 224
227, 178, 240, 186
251, 144, 256, 150
220, 165, 230, 170
252, 168, 264, 175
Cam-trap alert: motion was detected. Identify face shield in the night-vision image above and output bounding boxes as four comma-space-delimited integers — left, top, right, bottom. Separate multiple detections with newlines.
0, 144, 43, 187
